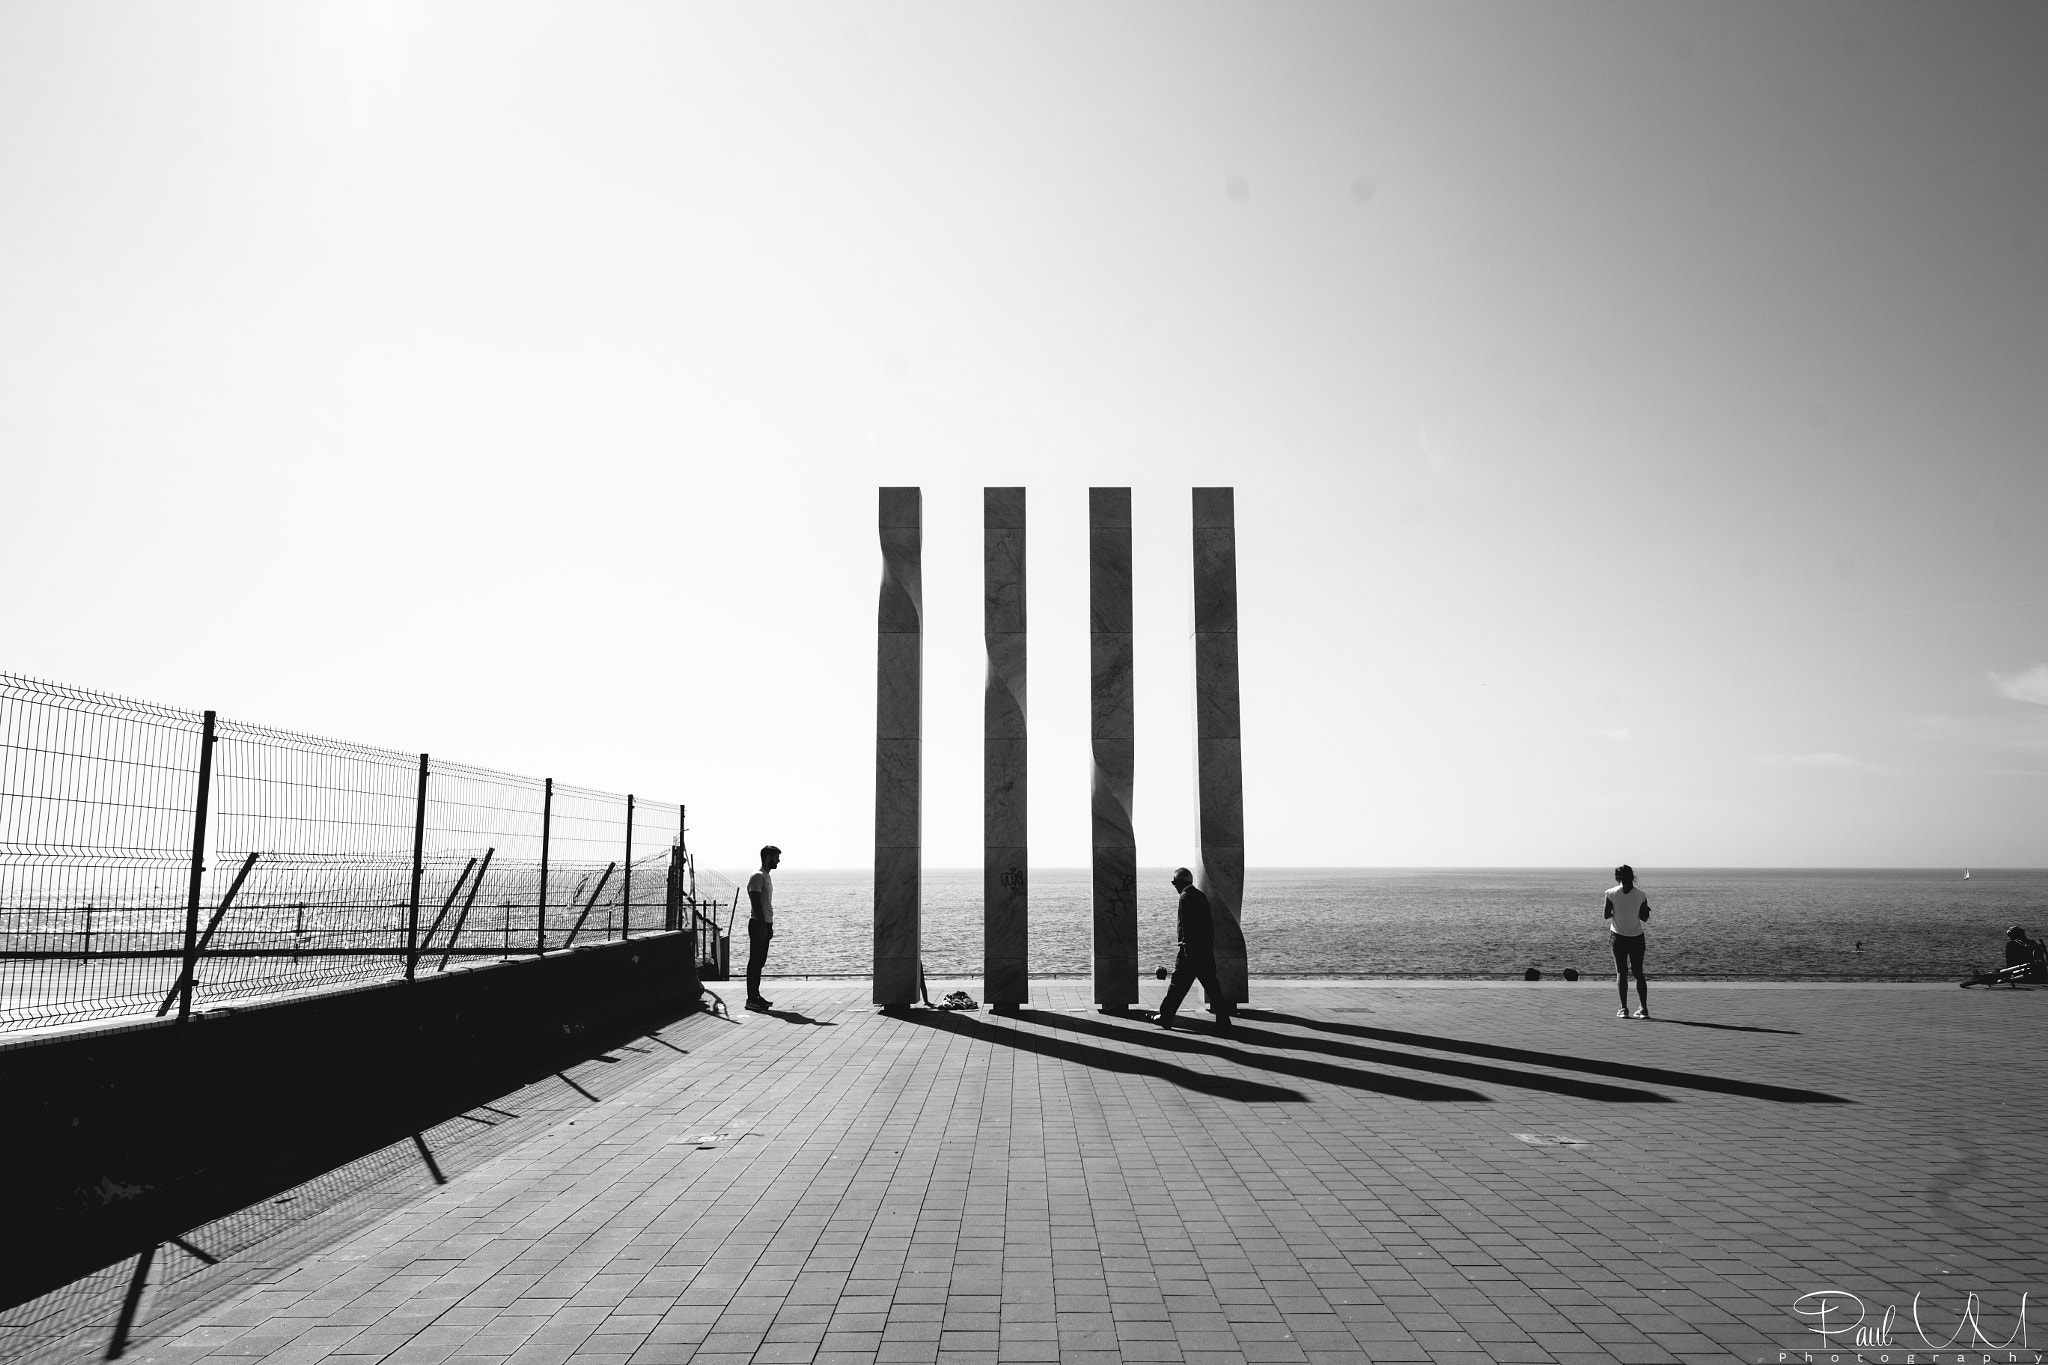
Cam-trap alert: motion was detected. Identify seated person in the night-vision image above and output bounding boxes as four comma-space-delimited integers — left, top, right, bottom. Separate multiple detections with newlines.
1968, 926, 2048, 985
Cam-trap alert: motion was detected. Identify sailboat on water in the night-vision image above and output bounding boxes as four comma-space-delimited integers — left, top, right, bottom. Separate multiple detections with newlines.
1963, 869, 1972, 880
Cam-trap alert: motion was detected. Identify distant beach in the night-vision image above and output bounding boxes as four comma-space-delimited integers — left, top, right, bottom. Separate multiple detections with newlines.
692, 866, 2048, 983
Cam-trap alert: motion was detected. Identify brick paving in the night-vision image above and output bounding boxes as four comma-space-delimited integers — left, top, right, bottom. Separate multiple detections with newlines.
120, 980, 2048, 1365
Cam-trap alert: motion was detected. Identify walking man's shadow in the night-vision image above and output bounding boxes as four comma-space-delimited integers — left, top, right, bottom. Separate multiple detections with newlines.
762, 1006, 836, 1026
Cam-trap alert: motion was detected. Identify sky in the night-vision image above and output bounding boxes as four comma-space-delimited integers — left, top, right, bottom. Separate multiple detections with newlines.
3, 1, 2045, 872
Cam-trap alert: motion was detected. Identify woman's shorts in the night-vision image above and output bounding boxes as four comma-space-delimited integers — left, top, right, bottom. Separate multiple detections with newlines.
1610, 933, 1645, 974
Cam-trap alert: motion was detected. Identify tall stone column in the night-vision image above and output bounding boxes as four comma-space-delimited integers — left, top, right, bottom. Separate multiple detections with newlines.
983, 487, 1028, 1012
1089, 488, 1138, 1010
1192, 487, 1248, 1005
874, 487, 923, 1008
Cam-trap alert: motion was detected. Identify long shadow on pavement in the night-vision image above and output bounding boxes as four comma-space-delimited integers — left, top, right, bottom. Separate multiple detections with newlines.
1234, 1008, 1847, 1103
896, 1009, 1322, 1103
1031, 1011, 1660, 1104
1651, 1018, 1799, 1035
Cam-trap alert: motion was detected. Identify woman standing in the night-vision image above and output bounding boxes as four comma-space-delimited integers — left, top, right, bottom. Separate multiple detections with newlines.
1604, 864, 1651, 1019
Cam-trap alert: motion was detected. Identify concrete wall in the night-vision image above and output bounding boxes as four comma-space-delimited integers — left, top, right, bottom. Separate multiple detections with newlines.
1, 934, 702, 1310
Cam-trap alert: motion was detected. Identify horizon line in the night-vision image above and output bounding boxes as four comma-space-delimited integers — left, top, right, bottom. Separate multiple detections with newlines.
692, 864, 2039, 873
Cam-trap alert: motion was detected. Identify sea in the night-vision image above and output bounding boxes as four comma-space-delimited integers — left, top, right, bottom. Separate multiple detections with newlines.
689, 866, 2048, 983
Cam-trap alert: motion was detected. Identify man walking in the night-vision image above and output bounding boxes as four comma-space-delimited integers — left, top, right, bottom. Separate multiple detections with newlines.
1156, 866, 1232, 1031
1604, 863, 1650, 1019
745, 845, 781, 1012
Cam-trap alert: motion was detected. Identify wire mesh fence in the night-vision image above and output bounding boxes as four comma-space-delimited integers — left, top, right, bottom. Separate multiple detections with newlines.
0, 673, 707, 1034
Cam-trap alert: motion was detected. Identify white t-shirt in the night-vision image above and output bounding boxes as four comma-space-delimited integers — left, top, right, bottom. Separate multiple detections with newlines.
1606, 884, 1647, 937
748, 870, 774, 925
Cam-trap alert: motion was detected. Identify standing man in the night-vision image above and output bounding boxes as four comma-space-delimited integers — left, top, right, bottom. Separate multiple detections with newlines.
1156, 866, 1232, 1031
746, 845, 781, 1012
1604, 863, 1650, 1019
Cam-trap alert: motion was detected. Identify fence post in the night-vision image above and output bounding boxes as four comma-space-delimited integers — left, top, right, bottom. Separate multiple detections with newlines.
665, 842, 680, 933
176, 710, 218, 1023
407, 753, 428, 980
538, 777, 552, 954
623, 794, 634, 940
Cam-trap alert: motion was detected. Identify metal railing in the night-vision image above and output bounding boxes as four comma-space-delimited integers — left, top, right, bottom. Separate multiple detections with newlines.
0, 672, 713, 1033
690, 891, 737, 983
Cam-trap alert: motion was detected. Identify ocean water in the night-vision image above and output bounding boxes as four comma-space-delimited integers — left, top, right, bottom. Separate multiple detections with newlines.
691, 866, 2048, 982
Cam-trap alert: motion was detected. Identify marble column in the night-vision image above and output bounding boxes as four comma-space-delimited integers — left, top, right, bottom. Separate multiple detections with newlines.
1192, 487, 1249, 1005
874, 487, 922, 1008
983, 488, 1028, 1011
1089, 488, 1138, 1009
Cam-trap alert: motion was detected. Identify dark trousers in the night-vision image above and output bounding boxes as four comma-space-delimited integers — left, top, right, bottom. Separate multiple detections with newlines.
746, 919, 773, 1000
1610, 933, 1646, 1005
1159, 945, 1230, 1022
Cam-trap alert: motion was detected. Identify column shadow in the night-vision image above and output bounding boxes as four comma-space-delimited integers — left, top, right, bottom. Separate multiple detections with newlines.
1650, 1018, 1800, 1035
1032, 1011, 1659, 1104
1232, 1008, 1847, 1104
894, 1009, 1316, 1103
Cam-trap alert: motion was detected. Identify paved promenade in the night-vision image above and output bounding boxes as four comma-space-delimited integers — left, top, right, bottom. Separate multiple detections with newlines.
122, 980, 2048, 1365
